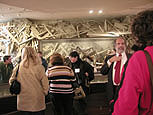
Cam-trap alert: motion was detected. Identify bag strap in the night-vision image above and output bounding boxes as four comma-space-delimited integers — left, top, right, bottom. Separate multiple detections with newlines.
15, 65, 20, 78
143, 50, 153, 89
143, 50, 153, 112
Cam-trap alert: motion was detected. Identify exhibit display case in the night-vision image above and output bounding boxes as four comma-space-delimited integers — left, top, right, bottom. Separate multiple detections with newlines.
39, 37, 115, 84
39, 37, 115, 65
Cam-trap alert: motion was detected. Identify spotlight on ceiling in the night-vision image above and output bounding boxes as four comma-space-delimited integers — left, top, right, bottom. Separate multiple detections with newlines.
98, 10, 103, 14
89, 10, 94, 14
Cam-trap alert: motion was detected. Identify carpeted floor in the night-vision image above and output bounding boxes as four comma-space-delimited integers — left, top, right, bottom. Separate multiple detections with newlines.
45, 83, 110, 115
1, 83, 110, 115
86, 93, 110, 115
45, 92, 110, 115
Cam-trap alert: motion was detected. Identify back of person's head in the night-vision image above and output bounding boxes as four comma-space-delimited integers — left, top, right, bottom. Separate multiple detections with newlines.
37, 51, 42, 54
50, 53, 64, 66
69, 51, 80, 58
37, 51, 43, 57
131, 9, 153, 45
21, 46, 41, 68
3, 55, 11, 62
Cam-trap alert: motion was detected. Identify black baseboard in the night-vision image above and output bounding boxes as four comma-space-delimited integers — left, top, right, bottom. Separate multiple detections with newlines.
0, 83, 107, 114
0, 96, 17, 114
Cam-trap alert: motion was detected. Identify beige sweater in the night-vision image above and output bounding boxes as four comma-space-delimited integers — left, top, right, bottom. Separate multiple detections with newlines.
9, 62, 49, 112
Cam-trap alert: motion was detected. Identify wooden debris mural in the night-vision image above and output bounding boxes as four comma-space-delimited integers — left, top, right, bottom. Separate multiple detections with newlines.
0, 16, 135, 65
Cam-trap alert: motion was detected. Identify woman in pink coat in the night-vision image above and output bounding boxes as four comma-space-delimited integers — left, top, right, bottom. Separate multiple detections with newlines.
113, 9, 153, 115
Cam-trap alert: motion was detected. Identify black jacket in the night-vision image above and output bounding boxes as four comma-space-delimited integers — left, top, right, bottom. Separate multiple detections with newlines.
68, 58, 94, 86
100, 53, 131, 102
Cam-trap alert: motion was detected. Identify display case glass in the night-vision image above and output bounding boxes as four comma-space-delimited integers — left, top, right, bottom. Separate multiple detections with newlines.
39, 37, 115, 65
39, 37, 116, 84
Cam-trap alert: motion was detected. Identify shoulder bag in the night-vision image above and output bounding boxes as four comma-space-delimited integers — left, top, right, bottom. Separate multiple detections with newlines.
73, 85, 86, 100
72, 73, 86, 100
143, 50, 153, 113
9, 65, 21, 95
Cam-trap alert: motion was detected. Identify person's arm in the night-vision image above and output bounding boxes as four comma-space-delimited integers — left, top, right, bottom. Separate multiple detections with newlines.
40, 66, 49, 95
0, 63, 3, 82
0, 63, 2, 75
9, 66, 18, 85
42, 58, 48, 71
100, 55, 113, 75
84, 61, 94, 81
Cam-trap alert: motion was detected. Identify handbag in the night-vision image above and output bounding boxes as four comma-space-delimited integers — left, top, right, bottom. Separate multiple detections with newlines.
73, 85, 86, 100
72, 75, 86, 100
9, 65, 21, 95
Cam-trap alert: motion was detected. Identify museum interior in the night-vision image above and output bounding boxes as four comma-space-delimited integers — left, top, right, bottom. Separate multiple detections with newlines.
0, 0, 153, 114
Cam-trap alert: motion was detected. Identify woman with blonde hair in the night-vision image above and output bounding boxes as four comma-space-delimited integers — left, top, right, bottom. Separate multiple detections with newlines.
9, 46, 49, 115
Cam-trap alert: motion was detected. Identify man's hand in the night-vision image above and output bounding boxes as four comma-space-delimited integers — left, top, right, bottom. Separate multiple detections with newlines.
109, 55, 122, 63
85, 72, 89, 77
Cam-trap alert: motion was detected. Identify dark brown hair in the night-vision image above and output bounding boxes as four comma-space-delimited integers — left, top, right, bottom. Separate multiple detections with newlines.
50, 53, 64, 66
3, 55, 11, 62
131, 9, 153, 44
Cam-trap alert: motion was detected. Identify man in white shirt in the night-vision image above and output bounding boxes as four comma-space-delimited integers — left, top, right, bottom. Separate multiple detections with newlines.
100, 37, 131, 104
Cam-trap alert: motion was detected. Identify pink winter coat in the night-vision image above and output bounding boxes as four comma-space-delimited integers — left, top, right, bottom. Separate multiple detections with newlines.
113, 46, 153, 115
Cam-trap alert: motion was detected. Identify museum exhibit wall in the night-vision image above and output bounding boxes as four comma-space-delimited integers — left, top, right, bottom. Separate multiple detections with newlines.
0, 15, 136, 97
0, 15, 135, 64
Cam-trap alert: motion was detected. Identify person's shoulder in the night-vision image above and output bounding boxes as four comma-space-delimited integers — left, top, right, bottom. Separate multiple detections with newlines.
59, 65, 73, 71
105, 54, 115, 60
133, 50, 145, 56
42, 57, 47, 62
82, 60, 94, 68
0, 61, 4, 66
82, 60, 89, 65
36, 64, 45, 70
125, 52, 132, 59
108, 54, 115, 57
63, 65, 73, 70
129, 50, 146, 63
9, 63, 14, 67
49, 65, 71, 70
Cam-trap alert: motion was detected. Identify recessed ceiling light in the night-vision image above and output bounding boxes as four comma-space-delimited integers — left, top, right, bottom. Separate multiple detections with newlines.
1, 14, 4, 18
89, 10, 94, 14
17, 13, 21, 17
98, 10, 103, 14
8, 7, 12, 10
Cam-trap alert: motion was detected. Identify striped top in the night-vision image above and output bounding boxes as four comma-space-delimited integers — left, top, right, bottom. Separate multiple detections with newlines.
46, 65, 76, 94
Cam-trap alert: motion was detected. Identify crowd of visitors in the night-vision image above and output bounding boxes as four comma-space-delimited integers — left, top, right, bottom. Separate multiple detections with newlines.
0, 8, 153, 115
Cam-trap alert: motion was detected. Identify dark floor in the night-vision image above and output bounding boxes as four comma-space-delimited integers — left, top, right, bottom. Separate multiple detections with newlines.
44, 92, 109, 115
44, 83, 110, 115
86, 93, 109, 115
1, 83, 110, 115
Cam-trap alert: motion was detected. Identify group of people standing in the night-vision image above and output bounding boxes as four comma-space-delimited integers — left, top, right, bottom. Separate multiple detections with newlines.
9, 46, 94, 115
1, 8, 153, 115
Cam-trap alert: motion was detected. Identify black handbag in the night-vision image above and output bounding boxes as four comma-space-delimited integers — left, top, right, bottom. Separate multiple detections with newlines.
9, 65, 21, 95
